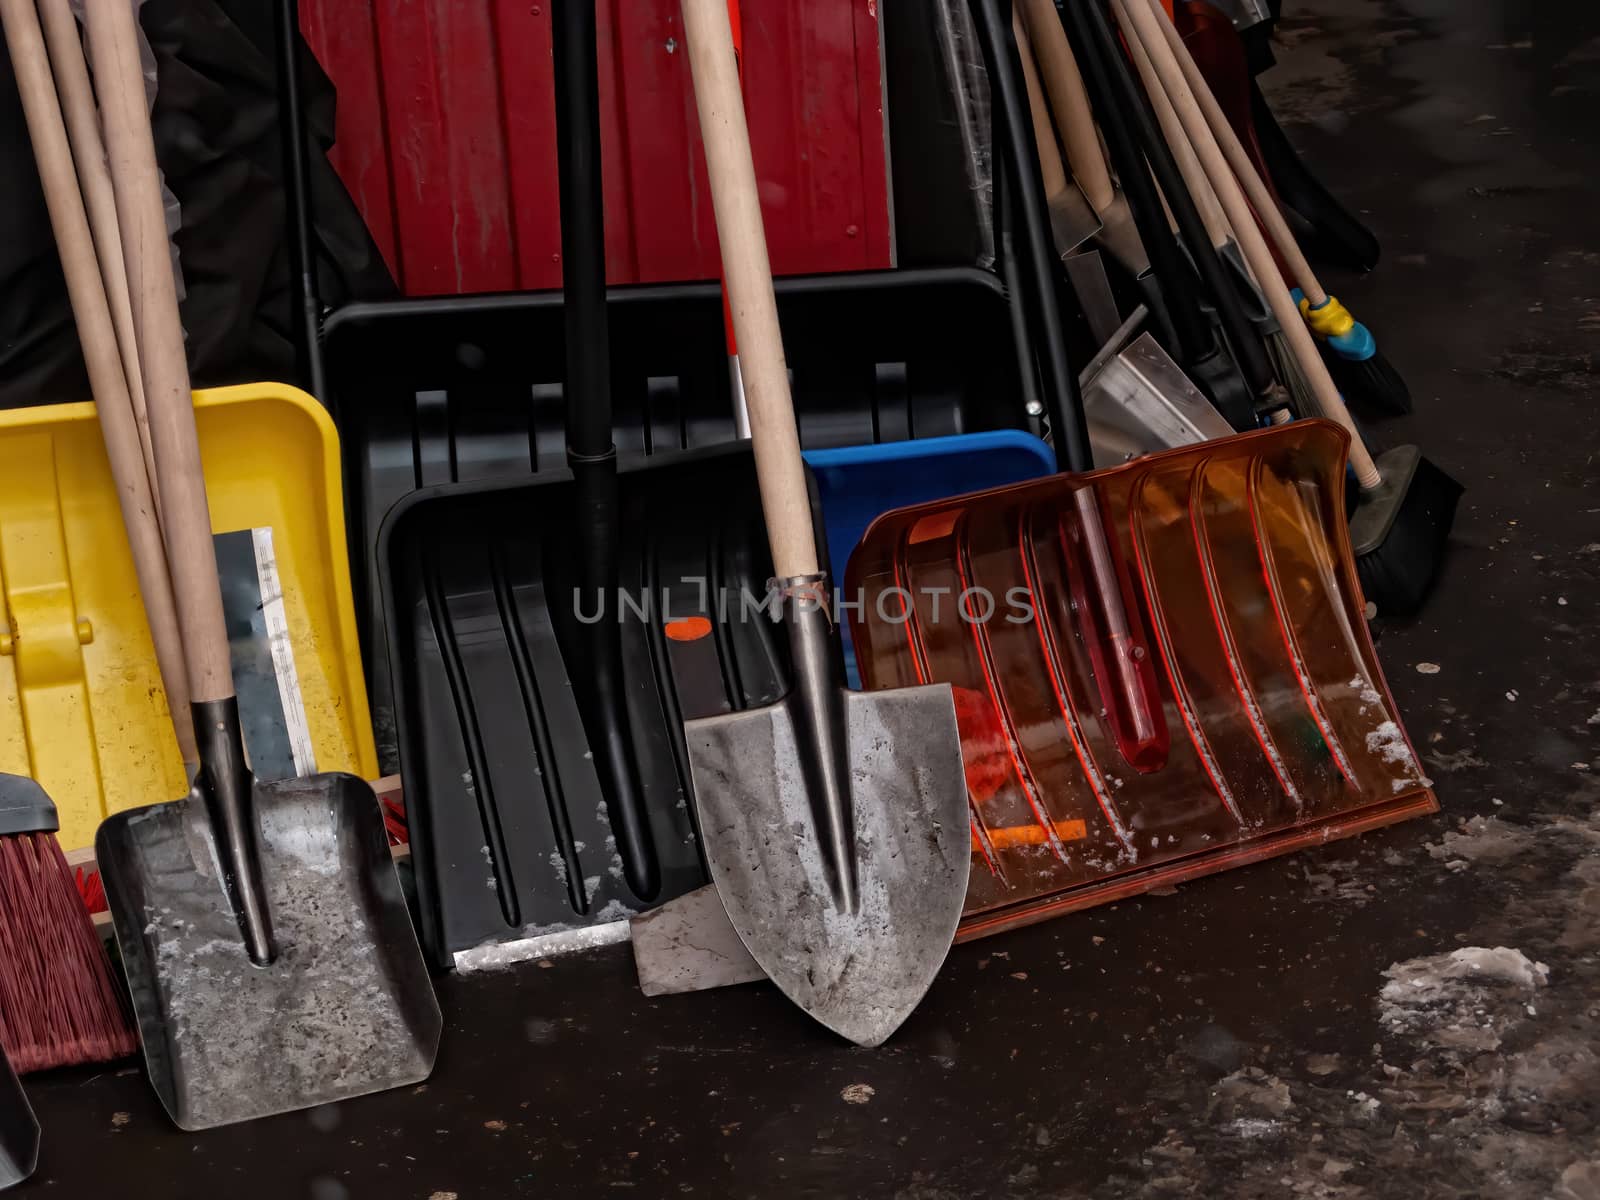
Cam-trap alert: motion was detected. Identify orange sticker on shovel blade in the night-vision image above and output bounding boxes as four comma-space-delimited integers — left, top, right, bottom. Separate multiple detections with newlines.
664, 617, 714, 642
976, 820, 1090, 852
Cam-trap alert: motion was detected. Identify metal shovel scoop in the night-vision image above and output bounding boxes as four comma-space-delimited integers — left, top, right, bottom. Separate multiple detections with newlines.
681, 0, 968, 1048
86, 0, 438, 1130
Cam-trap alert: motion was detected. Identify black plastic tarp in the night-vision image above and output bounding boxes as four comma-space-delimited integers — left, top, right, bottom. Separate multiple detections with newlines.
0, 0, 392, 410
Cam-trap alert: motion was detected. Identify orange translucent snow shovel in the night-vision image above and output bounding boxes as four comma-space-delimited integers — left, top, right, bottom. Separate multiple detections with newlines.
845, 419, 1437, 939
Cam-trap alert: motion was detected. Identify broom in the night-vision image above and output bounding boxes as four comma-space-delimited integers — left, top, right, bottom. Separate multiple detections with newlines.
1123, 0, 1457, 615
0, 0, 153, 1070
1150, 5, 1410, 415
0, 777, 136, 1072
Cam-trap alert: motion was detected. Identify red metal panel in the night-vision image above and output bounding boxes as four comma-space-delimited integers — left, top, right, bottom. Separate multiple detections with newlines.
300, 1, 400, 280
491, 0, 559, 289
300, 0, 890, 296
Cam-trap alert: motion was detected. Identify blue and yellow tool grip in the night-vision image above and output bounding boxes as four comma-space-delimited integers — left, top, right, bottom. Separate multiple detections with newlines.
1293, 289, 1378, 363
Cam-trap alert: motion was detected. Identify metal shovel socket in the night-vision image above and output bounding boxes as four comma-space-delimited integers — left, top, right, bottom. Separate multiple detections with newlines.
1094, 192, 1152, 279
683, 575, 969, 1047
0, 1049, 37, 1191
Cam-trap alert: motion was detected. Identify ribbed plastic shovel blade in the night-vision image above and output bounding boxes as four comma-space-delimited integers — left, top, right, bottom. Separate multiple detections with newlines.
846, 420, 1437, 939
686, 684, 969, 1046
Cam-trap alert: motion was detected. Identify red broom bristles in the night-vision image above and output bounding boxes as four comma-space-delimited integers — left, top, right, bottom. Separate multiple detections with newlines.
0, 832, 137, 1073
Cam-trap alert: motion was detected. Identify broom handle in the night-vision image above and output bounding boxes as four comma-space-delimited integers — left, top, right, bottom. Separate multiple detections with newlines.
683, 0, 815, 579
1115, 0, 1229, 250
36, 0, 162, 523
1122, 0, 1381, 488
1147, 3, 1327, 306
1013, 12, 1067, 199
86, 0, 236, 700
1, 0, 197, 762
1017, 0, 1114, 214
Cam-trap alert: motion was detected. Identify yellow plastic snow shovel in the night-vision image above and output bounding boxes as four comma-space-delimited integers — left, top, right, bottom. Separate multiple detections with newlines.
0, 384, 378, 851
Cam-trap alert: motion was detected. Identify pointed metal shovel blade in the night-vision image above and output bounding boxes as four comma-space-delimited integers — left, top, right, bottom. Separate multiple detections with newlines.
96, 775, 442, 1130
685, 683, 969, 1047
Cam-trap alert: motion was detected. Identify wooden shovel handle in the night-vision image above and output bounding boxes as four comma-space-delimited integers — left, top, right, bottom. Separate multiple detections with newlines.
682, 0, 816, 579
1114, 0, 1228, 249
1017, 0, 1114, 214
1, 0, 196, 760
1122, 0, 1379, 488
1148, 2, 1326, 305
86, 0, 236, 700
1013, 11, 1067, 199
36, 0, 161, 523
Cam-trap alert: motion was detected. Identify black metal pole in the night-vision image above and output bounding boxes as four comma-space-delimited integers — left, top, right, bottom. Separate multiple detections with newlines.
551, 0, 658, 899
968, 0, 1095, 473
272, 0, 327, 404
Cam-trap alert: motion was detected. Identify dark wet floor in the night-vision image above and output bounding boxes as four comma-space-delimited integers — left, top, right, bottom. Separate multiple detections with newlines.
18, 0, 1600, 1195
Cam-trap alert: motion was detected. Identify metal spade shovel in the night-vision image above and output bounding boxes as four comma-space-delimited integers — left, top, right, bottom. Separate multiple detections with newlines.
86, 0, 439, 1130
680, 0, 969, 1048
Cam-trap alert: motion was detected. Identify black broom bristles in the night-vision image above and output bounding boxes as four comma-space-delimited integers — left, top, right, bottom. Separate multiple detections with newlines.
1295, 289, 1413, 416
1326, 341, 1412, 416
1354, 451, 1463, 618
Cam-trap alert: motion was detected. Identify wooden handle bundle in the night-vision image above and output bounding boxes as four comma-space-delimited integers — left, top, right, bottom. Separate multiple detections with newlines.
1, 0, 195, 759
35, 0, 160, 518
1114, 0, 1229, 250
1118, 0, 1381, 489
87, 0, 237, 700
1146, 6, 1330, 306
1013, 11, 1068, 199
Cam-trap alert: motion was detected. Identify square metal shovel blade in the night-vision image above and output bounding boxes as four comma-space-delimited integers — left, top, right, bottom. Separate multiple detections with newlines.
95, 775, 442, 1130
685, 683, 970, 1047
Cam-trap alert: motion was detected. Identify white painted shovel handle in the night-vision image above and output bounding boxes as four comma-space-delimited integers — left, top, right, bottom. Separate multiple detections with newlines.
87, 0, 237, 700
682, 0, 816, 578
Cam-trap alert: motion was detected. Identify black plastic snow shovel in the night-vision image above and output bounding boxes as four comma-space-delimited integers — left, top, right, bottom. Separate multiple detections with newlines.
679, 0, 969, 1047
86, 0, 438, 1130
377, 0, 806, 971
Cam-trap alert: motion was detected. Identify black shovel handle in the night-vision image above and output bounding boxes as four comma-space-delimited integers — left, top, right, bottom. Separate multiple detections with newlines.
551, 0, 660, 901
272, 0, 326, 405
967, 0, 1094, 473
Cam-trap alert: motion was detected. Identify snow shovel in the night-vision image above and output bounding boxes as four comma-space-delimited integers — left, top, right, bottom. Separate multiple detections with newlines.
86, 0, 438, 1130
841, 0, 1435, 941
0, 1046, 35, 1191
681, 0, 969, 1048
